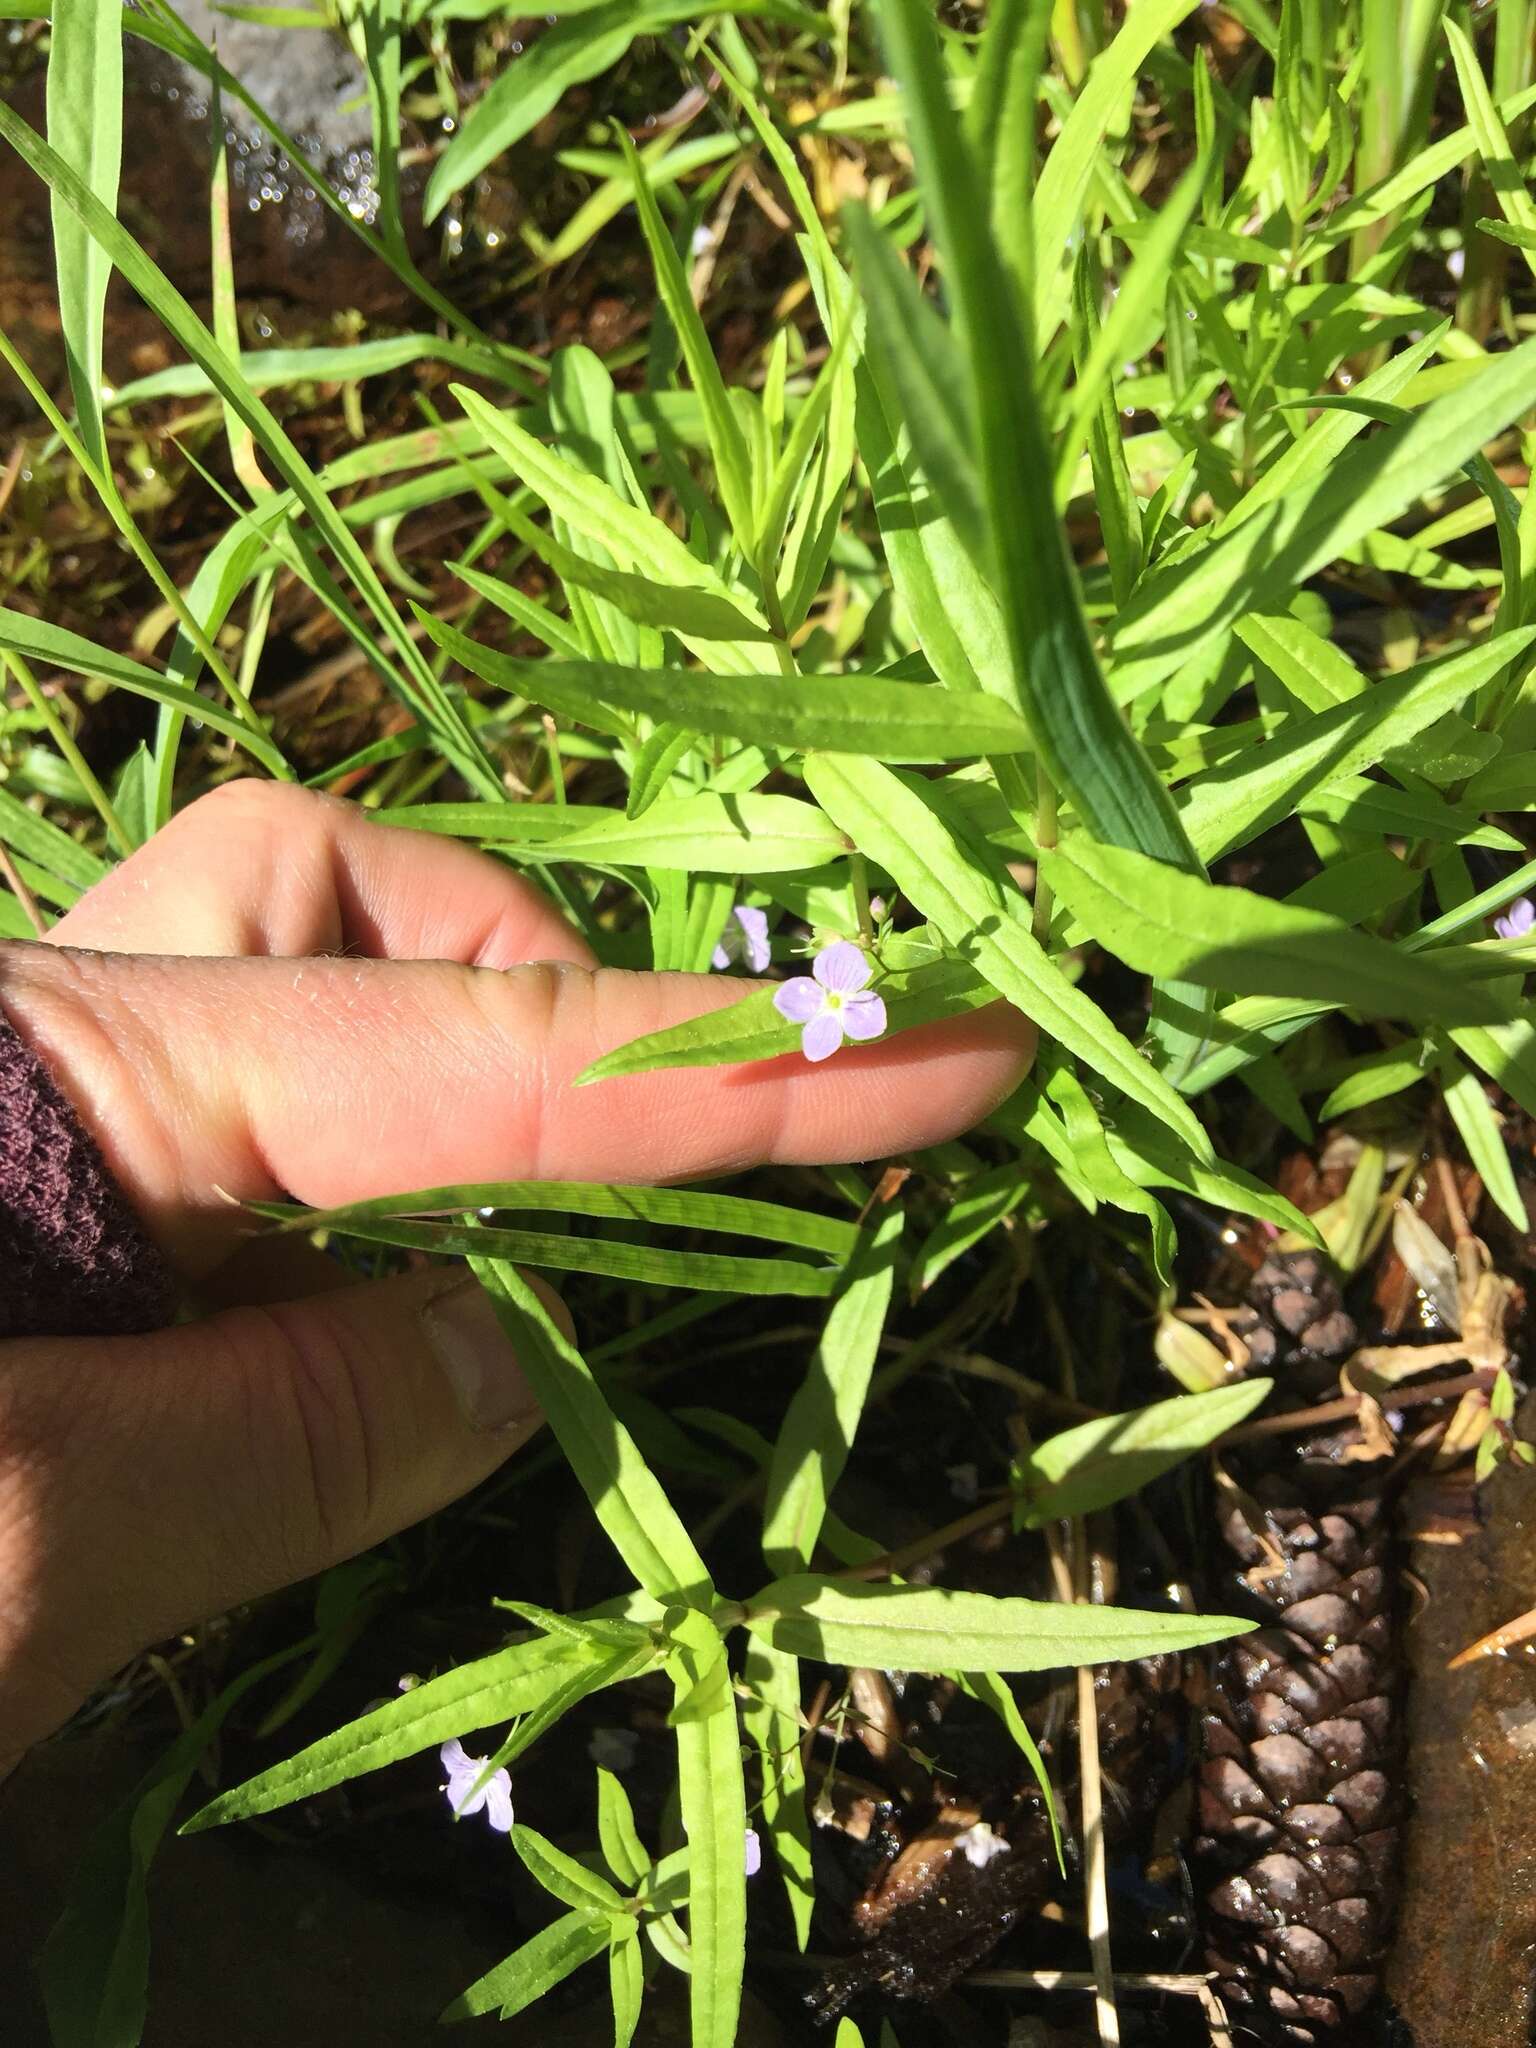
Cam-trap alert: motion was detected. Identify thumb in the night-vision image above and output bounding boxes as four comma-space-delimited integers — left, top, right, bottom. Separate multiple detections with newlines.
0, 1267, 540, 1768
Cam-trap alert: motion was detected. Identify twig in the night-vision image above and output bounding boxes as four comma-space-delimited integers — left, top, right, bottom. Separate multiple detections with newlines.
0, 438, 24, 522
965, 1969, 1217, 1996
1223, 1367, 1494, 1443
0, 841, 46, 937
836, 1495, 1012, 1582
1042, 1524, 1120, 2043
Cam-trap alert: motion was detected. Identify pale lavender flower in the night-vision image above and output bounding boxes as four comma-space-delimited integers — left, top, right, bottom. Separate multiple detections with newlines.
744, 1827, 762, 1877
772, 940, 887, 1062
711, 903, 771, 973
1495, 896, 1535, 941
953, 1820, 1009, 1869
440, 1738, 514, 1832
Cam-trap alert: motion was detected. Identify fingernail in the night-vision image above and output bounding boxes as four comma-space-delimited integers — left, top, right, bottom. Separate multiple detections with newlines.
422, 1280, 538, 1434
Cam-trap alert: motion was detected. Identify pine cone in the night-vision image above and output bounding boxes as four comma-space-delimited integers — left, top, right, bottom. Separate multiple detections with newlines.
1195, 1249, 1400, 2040
1230, 1249, 1360, 1394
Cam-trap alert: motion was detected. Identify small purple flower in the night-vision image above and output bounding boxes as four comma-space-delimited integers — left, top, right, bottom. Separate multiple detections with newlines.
744, 1827, 762, 1877
772, 940, 887, 1062
440, 1739, 514, 1832
711, 903, 771, 973
1495, 896, 1535, 941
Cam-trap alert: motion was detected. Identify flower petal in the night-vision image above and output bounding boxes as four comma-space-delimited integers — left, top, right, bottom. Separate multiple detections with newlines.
744, 1827, 762, 1877
440, 1739, 472, 1775
839, 990, 887, 1042
710, 941, 732, 970
812, 939, 872, 994
735, 905, 771, 973
773, 976, 825, 1024
801, 1009, 845, 1062
483, 1772, 515, 1833
1495, 896, 1535, 940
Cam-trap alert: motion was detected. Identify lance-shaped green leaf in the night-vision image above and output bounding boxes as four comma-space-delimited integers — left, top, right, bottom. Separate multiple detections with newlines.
597, 1770, 650, 1891
459, 553, 772, 648
442, 1911, 615, 2024
873, 0, 1200, 871
1180, 626, 1536, 860
1014, 1382, 1272, 1527
1030, 0, 1202, 346
842, 203, 985, 559
423, 0, 700, 221
524, 795, 850, 874
804, 754, 1213, 1159
741, 1640, 815, 1949
1042, 836, 1515, 1026
256, 1180, 858, 1259
183, 1633, 600, 1828
763, 1206, 904, 1575
578, 955, 997, 1082
469, 1257, 713, 1603
670, 1629, 747, 2048
911, 1159, 1034, 1295
515, 1824, 628, 1916
419, 617, 1032, 760
744, 1576, 1252, 1669
1109, 335, 1536, 702
297, 1212, 838, 1298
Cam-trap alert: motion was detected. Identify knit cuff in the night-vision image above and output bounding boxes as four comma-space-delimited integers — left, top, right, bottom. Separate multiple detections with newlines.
0, 1006, 177, 1339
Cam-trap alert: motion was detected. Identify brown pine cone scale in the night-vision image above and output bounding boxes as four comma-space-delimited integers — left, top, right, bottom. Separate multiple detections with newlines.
1195, 1251, 1400, 2042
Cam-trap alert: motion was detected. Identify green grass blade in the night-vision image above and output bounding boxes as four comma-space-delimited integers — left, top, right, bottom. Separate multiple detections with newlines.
0, 607, 289, 776
615, 125, 756, 552
46, 0, 120, 471
0, 97, 504, 798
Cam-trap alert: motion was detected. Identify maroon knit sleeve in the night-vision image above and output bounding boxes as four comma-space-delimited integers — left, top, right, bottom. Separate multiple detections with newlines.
0, 1008, 177, 1339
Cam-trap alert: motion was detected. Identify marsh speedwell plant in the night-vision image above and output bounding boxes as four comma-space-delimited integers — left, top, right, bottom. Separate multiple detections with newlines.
10, 0, 1536, 2039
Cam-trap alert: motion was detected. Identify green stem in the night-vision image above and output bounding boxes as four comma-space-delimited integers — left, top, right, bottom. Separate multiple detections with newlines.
1032, 767, 1059, 945
850, 851, 873, 946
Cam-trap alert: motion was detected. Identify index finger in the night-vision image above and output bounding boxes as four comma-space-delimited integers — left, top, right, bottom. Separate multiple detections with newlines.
1, 946, 1035, 1269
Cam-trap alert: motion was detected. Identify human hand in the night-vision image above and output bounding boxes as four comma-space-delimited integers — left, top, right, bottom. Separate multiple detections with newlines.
0, 781, 1033, 1771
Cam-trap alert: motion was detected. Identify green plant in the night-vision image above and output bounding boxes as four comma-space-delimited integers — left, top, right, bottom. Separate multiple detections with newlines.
10, 0, 1536, 2040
